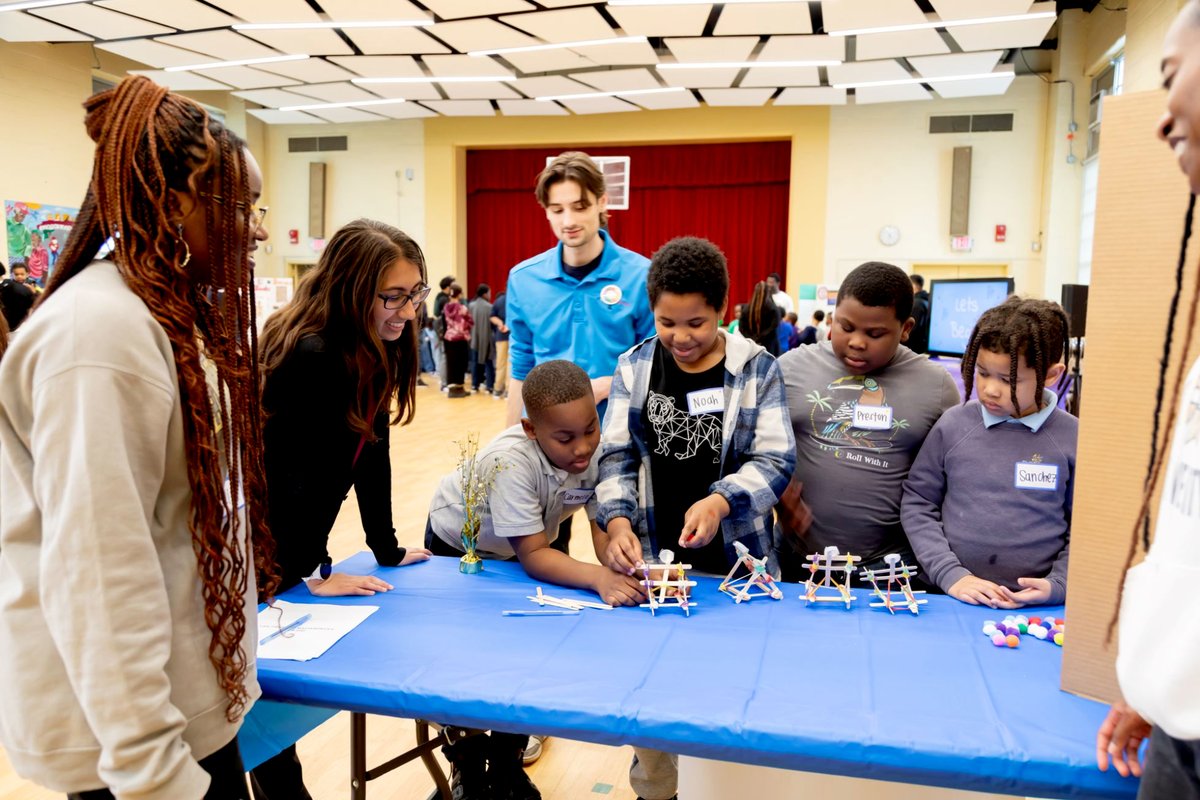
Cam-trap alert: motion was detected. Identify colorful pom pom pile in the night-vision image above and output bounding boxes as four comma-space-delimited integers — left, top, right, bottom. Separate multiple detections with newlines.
981, 615, 1065, 649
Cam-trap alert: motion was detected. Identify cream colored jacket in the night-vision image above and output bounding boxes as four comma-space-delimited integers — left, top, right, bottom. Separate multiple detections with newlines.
0, 261, 259, 798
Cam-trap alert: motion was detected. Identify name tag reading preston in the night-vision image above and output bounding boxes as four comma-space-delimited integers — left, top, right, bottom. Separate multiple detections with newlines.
686, 387, 725, 416
561, 488, 594, 505
1014, 462, 1058, 491
852, 403, 893, 430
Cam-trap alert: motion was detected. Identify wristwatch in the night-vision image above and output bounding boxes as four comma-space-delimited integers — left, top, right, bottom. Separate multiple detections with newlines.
306, 561, 332, 583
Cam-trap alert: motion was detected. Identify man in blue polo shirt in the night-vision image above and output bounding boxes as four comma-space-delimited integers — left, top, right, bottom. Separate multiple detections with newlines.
505, 151, 654, 427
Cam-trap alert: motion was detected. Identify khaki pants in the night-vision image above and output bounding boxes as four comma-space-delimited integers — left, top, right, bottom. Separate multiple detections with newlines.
494, 339, 509, 396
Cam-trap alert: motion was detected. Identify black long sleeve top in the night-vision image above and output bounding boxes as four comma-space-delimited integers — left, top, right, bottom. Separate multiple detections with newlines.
263, 333, 405, 590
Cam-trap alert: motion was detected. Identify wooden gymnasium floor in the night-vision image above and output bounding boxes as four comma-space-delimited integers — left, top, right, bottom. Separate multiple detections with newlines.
0, 376, 640, 800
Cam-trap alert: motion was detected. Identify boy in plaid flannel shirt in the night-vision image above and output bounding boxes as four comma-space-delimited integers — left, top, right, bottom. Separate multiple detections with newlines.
596, 237, 795, 800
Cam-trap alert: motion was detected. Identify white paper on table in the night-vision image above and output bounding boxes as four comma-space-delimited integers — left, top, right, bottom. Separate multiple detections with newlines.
256, 600, 379, 662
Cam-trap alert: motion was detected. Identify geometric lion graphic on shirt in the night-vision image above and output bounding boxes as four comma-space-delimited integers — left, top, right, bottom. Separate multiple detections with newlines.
646, 391, 722, 463
805, 375, 907, 452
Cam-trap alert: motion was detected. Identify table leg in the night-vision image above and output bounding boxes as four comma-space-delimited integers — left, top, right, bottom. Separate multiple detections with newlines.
415, 721, 452, 800
351, 712, 366, 800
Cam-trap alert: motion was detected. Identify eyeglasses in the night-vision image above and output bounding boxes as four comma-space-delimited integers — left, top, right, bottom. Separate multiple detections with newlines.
200, 193, 269, 230
378, 284, 431, 310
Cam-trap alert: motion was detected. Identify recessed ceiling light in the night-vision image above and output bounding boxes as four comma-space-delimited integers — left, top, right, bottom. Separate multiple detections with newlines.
469, 35, 648, 57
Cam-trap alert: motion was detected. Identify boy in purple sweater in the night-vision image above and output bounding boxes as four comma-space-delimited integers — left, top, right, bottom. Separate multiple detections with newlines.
901, 297, 1076, 607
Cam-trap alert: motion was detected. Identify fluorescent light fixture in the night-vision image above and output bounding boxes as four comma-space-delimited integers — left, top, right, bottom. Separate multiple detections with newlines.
0, 0, 83, 11
233, 20, 432, 30
657, 60, 840, 70
278, 98, 407, 112
833, 71, 1014, 89
166, 54, 310, 72
827, 11, 1055, 37
352, 76, 516, 85
469, 35, 647, 57
536, 87, 686, 102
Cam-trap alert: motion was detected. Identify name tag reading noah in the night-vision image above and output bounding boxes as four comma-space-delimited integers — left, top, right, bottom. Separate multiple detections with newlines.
852, 403, 893, 430
1014, 462, 1058, 491
561, 488, 594, 505
686, 387, 725, 416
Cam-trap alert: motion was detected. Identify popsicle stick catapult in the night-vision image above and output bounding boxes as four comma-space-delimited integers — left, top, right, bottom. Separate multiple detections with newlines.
526, 586, 614, 611
859, 553, 927, 615
719, 541, 783, 603
803, 546, 859, 609
637, 549, 698, 616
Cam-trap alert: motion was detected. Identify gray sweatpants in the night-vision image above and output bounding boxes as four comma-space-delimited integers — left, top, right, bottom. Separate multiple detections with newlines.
630, 747, 677, 800
1139, 726, 1200, 799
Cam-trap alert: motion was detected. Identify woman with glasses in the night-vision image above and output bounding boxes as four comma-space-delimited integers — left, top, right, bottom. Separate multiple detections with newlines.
252, 218, 433, 798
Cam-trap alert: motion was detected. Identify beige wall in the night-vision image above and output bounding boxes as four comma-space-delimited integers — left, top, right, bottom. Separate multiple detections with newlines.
1123, 0, 1188, 93
420, 106, 830, 293
825, 76, 1049, 294
256, 119, 426, 278
0, 42, 95, 266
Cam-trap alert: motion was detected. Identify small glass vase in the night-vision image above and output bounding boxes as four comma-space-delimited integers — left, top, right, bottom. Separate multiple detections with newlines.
459, 525, 483, 574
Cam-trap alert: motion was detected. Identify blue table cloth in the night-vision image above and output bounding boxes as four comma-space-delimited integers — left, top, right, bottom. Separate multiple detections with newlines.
256, 553, 1134, 798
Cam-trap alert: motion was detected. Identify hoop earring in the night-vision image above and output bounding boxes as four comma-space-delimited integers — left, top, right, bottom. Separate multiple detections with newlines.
176, 225, 191, 268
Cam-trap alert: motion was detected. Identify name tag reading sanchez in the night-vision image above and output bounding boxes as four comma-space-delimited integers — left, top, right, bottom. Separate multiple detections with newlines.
852, 403, 893, 430
561, 488, 594, 505
1014, 462, 1058, 491
686, 387, 725, 416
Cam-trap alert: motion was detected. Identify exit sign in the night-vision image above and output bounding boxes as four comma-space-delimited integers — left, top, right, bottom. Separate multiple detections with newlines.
951, 235, 974, 252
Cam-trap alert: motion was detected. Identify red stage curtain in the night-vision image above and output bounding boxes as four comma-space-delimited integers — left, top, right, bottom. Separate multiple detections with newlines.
465, 141, 791, 314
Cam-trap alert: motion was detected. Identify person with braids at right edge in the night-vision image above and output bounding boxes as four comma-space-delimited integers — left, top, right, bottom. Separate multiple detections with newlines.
1096, 3, 1200, 794
0, 76, 274, 798
901, 297, 1076, 608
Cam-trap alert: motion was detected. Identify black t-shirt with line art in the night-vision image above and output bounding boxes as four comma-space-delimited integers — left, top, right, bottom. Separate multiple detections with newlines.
642, 340, 729, 575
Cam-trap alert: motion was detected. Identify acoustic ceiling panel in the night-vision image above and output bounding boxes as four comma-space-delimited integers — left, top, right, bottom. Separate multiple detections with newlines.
821, 0, 928, 32
237, 29, 354, 57
233, 87, 320, 107
557, 96, 640, 114
427, 18, 540, 52
285, 81, 378, 103
775, 86, 848, 105
421, 0, 535, 20
258, 58, 357, 84
495, 50, 595, 73
305, 106, 389, 123
510, 74, 596, 98
355, 82, 443, 101
664, 36, 758, 63
573, 68, 661, 93
96, 0, 237, 31
246, 108, 326, 123
700, 87, 776, 106
931, 0, 1036, 21
569, 40, 660, 67
153, 30, 280, 61
827, 59, 913, 86
421, 99, 496, 116
369, 102, 438, 119
204, 0, 319, 24
946, 1, 1055, 50
196, 66, 300, 89
130, 69, 232, 90
498, 99, 570, 115
658, 68, 741, 89
931, 70, 1016, 98
343, 28, 450, 56
714, 2, 811, 36
854, 29, 951, 60
0, 12, 90, 41
757, 35, 845, 62
607, 5, 711, 37
741, 66, 820, 88
442, 82, 521, 99
423, 54, 514, 77
328, 56, 423, 78
318, 0, 430, 23
96, 38, 205, 67
32, 5, 173, 39
625, 90, 700, 111
500, 7, 618, 42
910, 50, 1004, 78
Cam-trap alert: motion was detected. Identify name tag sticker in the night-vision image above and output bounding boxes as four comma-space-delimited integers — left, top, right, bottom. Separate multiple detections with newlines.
561, 488, 594, 505
1014, 462, 1058, 491
686, 387, 725, 416
852, 403, 893, 430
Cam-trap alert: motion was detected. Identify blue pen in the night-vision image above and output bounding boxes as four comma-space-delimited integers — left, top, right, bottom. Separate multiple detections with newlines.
259, 612, 312, 646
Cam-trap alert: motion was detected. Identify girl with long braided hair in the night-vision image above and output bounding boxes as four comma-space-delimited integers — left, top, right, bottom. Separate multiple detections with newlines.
0, 76, 272, 799
250, 219, 432, 798
1095, 2, 1200, 793
738, 280, 781, 356
901, 296, 1075, 608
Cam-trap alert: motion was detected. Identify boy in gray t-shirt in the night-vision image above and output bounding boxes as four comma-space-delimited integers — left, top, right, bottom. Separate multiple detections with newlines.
775, 262, 960, 581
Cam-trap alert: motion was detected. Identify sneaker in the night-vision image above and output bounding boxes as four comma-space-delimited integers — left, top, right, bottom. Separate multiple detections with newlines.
443, 735, 489, 800
448, 385, 469, 399
522, 735, 544, 765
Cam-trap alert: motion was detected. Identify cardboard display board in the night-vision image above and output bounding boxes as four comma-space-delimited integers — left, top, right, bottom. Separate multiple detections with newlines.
1064, 89, 1200, 702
